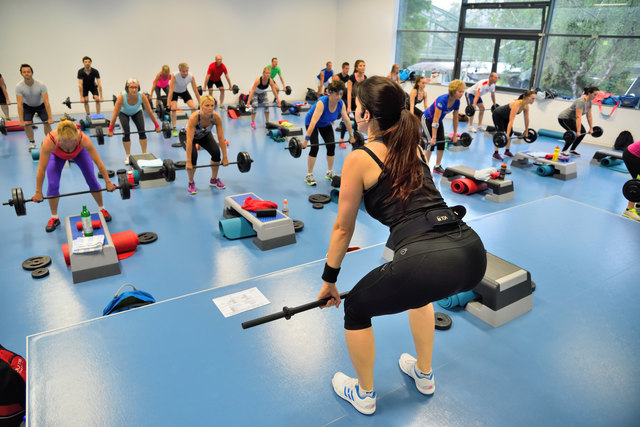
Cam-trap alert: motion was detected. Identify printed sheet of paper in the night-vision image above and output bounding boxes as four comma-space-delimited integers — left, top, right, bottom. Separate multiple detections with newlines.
212, 287, 270, 318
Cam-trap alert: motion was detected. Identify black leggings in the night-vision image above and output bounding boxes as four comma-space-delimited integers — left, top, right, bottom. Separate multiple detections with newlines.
623, 149, 640, 180
118, 110, 145, 142
191, 132, 221, 165
421, 116, 445, 151
306, 124, 336, 157
558, 118, 586, 151
339, 118, 357, 141
344, 227, 487, 330
154, 86, 169, 102
492, 111, 510, 134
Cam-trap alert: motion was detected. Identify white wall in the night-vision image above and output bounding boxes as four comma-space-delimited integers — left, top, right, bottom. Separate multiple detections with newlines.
0, 0, 338, 115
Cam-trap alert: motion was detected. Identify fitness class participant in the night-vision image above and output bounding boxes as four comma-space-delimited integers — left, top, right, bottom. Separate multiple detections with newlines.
166, 62, 201, 136
149, 65, 171, 108
491, 90, 536, 161
558, 86, 599, 157
465, 72, 498, 132
0, 72, 10, 120
246, 67, 281, 130
387, 63, 400, 83
334, 62, 351, 146
16, 64, 53, 151
185, 95, 229, 194
267, 57, 286, 103
421, 79, 465, 174
33, 119, 115, 232
204, 55, 233, 107
77, 56, 103, 116
318, 76, 486, 415
622, 139, 640, 221
108, 78, 160, 165
408, 76, 428, 118
302, 80, 354, 186
347, 59, 367, 115
317, 61, 334, 96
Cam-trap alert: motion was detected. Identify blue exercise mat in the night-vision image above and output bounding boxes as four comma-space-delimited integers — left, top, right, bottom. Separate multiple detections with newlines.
219, 217, 256, 240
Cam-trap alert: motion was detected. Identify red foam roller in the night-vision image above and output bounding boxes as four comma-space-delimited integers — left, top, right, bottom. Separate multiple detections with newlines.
75, 220, 103, 231
450, 178, 469, 194
460, 178, 488, 195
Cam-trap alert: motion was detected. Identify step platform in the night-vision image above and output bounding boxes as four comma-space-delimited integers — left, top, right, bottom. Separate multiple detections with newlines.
129, 153, 170, 189
590, 149, 623, 165
511, 151, 577, 180
441, 165, 514, 202
223, 192, 296, 250
266, 121, 303, 137
64, 211, 120, 283
382, 245, 532, 327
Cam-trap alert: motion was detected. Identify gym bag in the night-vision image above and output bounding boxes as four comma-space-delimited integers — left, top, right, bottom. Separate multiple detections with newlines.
103, 284, 155, 316
0, 344, 26, 426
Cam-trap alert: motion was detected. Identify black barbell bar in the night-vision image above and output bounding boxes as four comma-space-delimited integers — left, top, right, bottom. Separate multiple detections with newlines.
94, 123, 172, 145
197, 84, 240, 96
160, 151, 254, 181
562, 125, 603, 145
493, 129, 538, 148
62, 95, 118, 109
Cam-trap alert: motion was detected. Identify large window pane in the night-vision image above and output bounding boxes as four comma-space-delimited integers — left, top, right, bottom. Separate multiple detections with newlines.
540, 37, 640, 97
497, 39, 535, 89
464, 7, 544, 30
460, 38, 496, 83
550, 0, 640, 36
395, 31, 457, 81
397, 0, 461, 31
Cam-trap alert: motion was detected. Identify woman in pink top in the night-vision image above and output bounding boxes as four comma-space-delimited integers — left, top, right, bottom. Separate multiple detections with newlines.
622, 140, 640, 221
149, 65, 171, 108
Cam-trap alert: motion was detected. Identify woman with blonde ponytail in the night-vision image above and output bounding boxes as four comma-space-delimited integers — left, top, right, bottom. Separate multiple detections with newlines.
317, 76, 487, 415
32, 118, 116, 232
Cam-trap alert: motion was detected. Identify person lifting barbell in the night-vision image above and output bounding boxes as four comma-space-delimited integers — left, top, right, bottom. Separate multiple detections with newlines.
166, 62, 201, 137
464, 72, 499, 132
621, 139, 640, 221
29, 119, 118, 232
108, 78, 161, 165
16, 64, 54, 151
490, 90, 537, 161
159, 152, 253, 186
62, 94, 117, 110
558, 86, 600, 157
246, 66, 282, 130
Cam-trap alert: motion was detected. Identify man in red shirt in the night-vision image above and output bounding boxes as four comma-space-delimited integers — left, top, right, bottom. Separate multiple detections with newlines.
204, 55, 233, 107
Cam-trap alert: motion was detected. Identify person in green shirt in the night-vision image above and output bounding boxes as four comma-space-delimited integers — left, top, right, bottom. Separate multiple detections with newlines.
267, 57, 286, 103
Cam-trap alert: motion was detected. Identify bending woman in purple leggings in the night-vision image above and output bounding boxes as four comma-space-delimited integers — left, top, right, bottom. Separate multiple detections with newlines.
33, 119, 116, 233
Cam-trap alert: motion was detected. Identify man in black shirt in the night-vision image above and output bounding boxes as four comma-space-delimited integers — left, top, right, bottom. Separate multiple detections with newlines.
77, 56, 103, 116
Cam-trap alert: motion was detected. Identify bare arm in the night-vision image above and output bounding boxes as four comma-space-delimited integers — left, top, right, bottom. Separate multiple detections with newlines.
108, 95, 124, 135
246, 78, 259, 105
303, 101, 325, 148
150, 73, 161, 99
347, 80, 353, 113
16, 95, 24, 124
214, 112, 228, 165
575, 108, 583, 135
191, 76, 200, 104
41, 92, 53, 124
82, 134, 114, 190
96, 78, 103, 100
185, 112, 198, 168
409, 89, 416, 113
0, 76, 9, 103
270, 79, 281, 106
340, 103, 355, 143
506, 102, 518, 136
141, 95, 159, 130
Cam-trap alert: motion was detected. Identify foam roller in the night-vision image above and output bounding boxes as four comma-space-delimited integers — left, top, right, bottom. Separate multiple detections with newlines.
463, 179, 488, 195
330, 188, 340, 203
31, 149, 40, 161
536, 164, 555, 176
451, 179, 469, 194
537, 129, 565, 139
437, 291, 479, 309
219, 217, 257, 240
600, 157, 623, 167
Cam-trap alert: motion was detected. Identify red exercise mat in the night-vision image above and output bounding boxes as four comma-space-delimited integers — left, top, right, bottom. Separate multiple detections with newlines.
62, 230, 139, 266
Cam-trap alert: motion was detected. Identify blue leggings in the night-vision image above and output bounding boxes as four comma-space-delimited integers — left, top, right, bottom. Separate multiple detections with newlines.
46, 149, 101, 197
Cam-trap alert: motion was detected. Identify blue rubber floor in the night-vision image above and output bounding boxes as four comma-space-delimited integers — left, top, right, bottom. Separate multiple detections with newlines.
1, 104, 638, 425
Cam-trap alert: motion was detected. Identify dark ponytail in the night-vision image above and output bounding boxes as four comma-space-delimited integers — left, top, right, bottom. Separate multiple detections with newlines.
517, 90, 536, 100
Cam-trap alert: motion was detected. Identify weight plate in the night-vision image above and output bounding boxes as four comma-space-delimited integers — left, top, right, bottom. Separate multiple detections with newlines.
292, 219, 304, 232
331, 175, 341, 188
434, 312, 452, 330
98, 169, 115, 179
309, 194, 331, 204
137, 232, 158, 244
312, 202, 324, 209
31, 268, 49, 279
175, 161, 187, 170
22, 255, 52, 271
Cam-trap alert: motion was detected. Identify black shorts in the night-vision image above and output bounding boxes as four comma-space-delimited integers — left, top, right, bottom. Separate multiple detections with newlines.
207, 80, 223, 89
23, 103, 48, 122
172, 91, 192, 103
0, 90, 6, 105
83, 85, 99, 97
191, 132, 221, 165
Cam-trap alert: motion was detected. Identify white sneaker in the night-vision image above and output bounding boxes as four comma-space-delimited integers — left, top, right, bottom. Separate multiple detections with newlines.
331, 372, 376, 415
468, 127, 477, 133
305, 173, 317, 186
560, 151, 570, 157
124, 156, 129, 165
477, 126, 485, 132
28, 142, 37, 151
399, 353, 435, 395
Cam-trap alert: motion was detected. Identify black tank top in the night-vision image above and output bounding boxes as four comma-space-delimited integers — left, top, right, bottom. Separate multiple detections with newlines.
257, 77, 270, 90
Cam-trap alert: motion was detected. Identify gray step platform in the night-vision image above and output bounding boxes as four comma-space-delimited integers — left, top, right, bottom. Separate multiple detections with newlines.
223, 192, 296, 250
591, 149, 623, 165
129, 153, 169, 189
441, 165, 514, 202
511, 151, 577, 180
266, 121, 303, 137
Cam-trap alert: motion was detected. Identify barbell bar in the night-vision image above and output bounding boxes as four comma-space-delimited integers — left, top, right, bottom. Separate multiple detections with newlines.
563, 125, 603, 145
160, 151, 254, 181
94, 123, 172, 145
493, 129, 538, 148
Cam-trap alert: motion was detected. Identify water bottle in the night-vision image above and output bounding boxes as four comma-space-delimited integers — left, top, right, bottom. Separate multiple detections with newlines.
81, 205, 93, 237
498, 163, 507, 180
282, 199, 289, 217
552, 146, 560, 162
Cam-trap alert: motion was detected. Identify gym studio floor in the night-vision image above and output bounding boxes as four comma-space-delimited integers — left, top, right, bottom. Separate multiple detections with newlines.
1, 104, 638, 426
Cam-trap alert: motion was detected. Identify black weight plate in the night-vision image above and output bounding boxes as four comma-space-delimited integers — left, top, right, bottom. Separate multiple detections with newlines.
331, 175, 341, 188
292, 219, 304, 232
309, 194, 331, 204
137, 232, 158, 244
175, 161, 187, 170
22, 255, 52, 271
98, 169, 115, 179
31, 268, 49, 279
435, 312, 452, 330
312, 202, 324, 209
116, 168, 127, 175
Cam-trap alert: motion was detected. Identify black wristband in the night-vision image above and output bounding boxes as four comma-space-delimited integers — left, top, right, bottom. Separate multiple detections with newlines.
322, 263, 341, 283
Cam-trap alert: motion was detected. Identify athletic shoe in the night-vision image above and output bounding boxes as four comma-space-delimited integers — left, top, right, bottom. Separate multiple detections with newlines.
28, 142, 37, 151
124, 156, 129, 165
210, 177, 226, 189
188, 181, 197, 195
172, 128, 178, 137
339, 142, 347, 148
477, 126, 485, 132
251, 122, 257, 130
305, 174, 317, 186
504, 150, 514, 158
100, 209, 112, 222
331, 372, 376, 415
561, 151, 570, 157
398, 353, 435, 395
433, 165, 445, 175
468, 127, 477, 133
325, 170, 336, 180
570, 150, 581, 157
492, 152, 503, 161
45, 217, 60, 232
622, 208, 640, 221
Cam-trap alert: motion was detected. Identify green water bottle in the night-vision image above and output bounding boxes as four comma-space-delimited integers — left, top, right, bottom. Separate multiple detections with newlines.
81, 205, 93, 237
